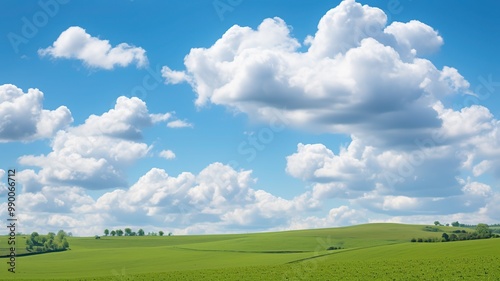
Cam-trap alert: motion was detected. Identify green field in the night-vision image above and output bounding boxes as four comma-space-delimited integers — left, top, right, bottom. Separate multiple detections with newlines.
1, 223, 499, 280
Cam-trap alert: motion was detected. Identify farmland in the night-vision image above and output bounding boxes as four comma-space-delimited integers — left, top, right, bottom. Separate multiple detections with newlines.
1, 223, 499, 280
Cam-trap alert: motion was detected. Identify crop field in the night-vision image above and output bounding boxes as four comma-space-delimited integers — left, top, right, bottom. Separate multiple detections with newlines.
1, 223, 499, 280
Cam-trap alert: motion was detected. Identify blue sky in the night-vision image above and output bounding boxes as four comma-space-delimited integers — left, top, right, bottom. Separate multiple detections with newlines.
1, 0, 499, 236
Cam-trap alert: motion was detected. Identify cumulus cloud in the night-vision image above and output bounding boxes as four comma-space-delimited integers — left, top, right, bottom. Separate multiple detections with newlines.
0, 84, 73, 142
284, 97, 500, 215
384, 20, 444, 56
162, 66, 190, 84
285, 206, 363, 231
18, 96, 173, 190
39, 26, 148, 69
49, 163, 315, 234
163, 0, 470, 148
159, 150, 176, 160
6, 0, 499, 236
161, 0, 500, 223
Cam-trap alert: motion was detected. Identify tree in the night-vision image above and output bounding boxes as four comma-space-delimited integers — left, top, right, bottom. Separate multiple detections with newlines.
25, 231, 70, 253
124, 228, 132, 236
57, 230, 67, 238
104, 229, 109, 236
159, 231, 164, 236
476, 223, 491, 238
451, 221, 460, 227
168, 232, 173, 236
434, 221, 441, 226
442, 233, 449, 242
138, 229, 145, 236
449, 233, 458, 241
116, 229, 124, 236
110, 230, 116, 236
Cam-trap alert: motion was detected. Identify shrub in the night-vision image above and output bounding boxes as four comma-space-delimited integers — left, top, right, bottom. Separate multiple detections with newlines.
423, 226, 440, 232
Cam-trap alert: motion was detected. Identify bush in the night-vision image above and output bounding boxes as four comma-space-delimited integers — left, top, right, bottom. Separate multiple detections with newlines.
410, 238, 417, 243
423, 226, 440, 232
417, 238, 423, 243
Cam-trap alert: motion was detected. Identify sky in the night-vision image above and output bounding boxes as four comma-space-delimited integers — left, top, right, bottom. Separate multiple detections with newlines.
1, 0, 499, 236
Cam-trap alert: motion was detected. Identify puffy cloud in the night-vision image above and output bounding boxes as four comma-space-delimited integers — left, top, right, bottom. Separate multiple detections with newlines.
39, 26, 148, 69
159, 150, 176, 160
285, 110, 500, 215
77, 163, 318, 234
164, 0, 468, 148
162, 66, 190, 84
18, 96, 172, 190
0, 84, 72, 142
285, 206, 363, 231
384, 20, 443, 56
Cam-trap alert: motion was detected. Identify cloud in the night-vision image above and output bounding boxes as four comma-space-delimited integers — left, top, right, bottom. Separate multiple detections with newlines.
167, 119, 193, 128
285, 102, 500, 215
33, 163, 315, 235
163, 0, 469, 149
159, 150, 176, 160
162, 66, 189, 84
39, 26, 148, 70
384, 20, 444, 56
0, 84, 73, 142
18, 96, 173, 190
161, 0, 500, 223
285, 206, 364, 231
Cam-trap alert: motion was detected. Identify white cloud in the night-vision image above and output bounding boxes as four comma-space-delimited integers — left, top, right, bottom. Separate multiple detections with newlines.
285, 116, 500, 215
159, 150, 176, 160
39, 26, 148, 70
285, 206, 363, 231
5, 0, 500, 236
0, 84, 72, 142
162, 66, 189, 84
163, 0, 469, 149
167, 119, 193, 128
48, 163, 316, 234
18, 96, 173, 190
384, 20, 444, 56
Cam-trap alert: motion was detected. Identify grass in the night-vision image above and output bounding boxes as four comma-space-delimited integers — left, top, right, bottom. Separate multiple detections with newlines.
0, 223, 498, 280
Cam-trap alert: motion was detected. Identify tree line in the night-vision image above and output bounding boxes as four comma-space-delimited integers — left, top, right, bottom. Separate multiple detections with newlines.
412, 223, 500, 243
26, 230, 70, 253
102, 228, 172, 237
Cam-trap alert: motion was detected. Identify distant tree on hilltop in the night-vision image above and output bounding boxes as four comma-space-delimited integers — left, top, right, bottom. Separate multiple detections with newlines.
124, 228, 132, 236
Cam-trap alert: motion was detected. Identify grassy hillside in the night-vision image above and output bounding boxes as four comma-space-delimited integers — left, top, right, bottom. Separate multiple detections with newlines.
0, 223, 498, 280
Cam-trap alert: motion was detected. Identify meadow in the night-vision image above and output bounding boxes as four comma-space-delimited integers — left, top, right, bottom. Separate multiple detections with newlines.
1, 223, 499, 280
